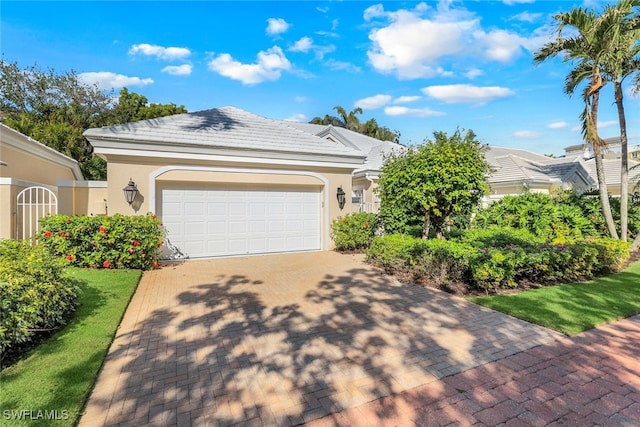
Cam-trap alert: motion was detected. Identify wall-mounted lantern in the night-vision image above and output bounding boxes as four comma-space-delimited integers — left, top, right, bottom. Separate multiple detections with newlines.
336, 186, 346, 210
123, 179, 138, 206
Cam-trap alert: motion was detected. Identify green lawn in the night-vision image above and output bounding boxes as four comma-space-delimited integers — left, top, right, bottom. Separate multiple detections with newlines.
0, 268, 141, 427
471, 261, 640, 336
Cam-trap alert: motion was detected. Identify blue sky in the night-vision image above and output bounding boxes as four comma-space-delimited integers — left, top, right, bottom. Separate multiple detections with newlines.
2, 0, 638, 156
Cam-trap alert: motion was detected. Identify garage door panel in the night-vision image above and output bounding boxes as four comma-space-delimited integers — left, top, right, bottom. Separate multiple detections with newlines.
162, 187, 321, 258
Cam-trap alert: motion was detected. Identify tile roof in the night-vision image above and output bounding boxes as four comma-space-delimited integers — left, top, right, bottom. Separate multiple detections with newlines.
84, 107, 365, 160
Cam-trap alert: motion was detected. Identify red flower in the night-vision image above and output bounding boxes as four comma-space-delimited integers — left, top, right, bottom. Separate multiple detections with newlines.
153, 261, 159, 269
99, 225, 107, 234
60, 232, 68, 238
43, 231, 52, 238
132, 240, 140, 246
66, 254, 74, 261
363, 222, 369, 228
103, 260, 111, 268
129, 247, 135, 254
151, 214, 157, 219
141, 253, 146, 258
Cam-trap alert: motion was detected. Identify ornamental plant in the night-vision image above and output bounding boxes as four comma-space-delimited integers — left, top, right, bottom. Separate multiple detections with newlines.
39, 213, 164, 270
0, 239, 80, 356
330, 212, 379, 251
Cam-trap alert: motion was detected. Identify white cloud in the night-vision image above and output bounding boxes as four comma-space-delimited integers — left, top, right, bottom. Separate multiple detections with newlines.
513, 130, 541, 139
129, 43, 190, 60
161, 64, 192, 76
316, 6, 329, 13
465, 68, 484, 79
384, 105, 445, 117
365, 2, 544, 78
548, 121, 568, 129
512, 11, 543, 23
208, 46, 291, 85
354, 94, 392, 109
266, 18, 290, 36
422, 84, 515, 105
599, 120, 618, 129
78, 72, 153, 90
294, 96, 307, 103
285, 113, 307, 122
393, 95, 421, 104
290, 37, 313, 53
324, 59, 361, 73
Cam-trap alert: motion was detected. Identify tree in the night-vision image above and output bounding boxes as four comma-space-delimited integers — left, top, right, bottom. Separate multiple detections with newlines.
0, 60, 187, 179
597, 0, 640, 242
377, 129, 490, 239
534, 6, 620, 239
310, 106, 399, 143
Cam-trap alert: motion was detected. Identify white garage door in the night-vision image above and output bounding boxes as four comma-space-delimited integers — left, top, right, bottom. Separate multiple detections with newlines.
161, 187, 322, 258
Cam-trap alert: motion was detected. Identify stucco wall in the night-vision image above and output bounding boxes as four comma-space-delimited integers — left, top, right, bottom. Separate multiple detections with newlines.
103, 157, 356, 250
0, 144, 77, 186
57, 181, 108, 216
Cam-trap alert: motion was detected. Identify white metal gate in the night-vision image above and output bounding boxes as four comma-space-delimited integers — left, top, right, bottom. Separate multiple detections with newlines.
16, 186, 57, 241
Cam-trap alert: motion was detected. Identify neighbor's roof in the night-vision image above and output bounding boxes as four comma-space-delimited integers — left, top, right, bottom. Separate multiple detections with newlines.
484, 146, 593, 186
582, 157, 640, 187
84, 107, 366, 165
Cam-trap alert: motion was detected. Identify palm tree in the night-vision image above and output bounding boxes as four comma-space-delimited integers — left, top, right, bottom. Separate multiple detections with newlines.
534, 6, 619, 239
598, 0, 640, 241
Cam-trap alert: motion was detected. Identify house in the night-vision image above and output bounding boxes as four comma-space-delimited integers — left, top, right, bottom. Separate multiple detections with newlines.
483, 145, 640, 202
83, 106, 403, 259
564, 136, 640, 160
0, 124, 106, 240
282, 121, 405, 212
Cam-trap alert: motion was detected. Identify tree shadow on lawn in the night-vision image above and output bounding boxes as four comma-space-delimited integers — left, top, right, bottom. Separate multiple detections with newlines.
86, 263, 561, 426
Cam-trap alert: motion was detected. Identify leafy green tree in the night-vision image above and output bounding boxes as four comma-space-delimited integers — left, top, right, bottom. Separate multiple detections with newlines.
534, 5, 619, 239
377, 129, 490, 239
0, 60, 187, 180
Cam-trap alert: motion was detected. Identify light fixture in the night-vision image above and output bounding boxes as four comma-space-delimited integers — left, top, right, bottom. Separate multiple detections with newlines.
123, 179, 138, 205
336, 186, 346, 210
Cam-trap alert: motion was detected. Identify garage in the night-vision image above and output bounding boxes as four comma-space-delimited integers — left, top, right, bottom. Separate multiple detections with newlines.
161, 186, 322, 258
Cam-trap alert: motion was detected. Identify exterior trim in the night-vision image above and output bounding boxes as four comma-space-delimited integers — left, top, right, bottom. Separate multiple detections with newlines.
1, 124, 84, 180
92, 147, 364, 169
149, 165, 331, 251
0, 177, 57, 192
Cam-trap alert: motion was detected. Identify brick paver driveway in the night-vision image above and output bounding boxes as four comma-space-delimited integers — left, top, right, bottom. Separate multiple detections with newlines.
80, 251, 562, 426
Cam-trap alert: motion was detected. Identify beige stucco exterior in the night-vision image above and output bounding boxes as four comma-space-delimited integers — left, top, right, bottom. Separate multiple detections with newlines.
57, 181, 108, 216
102, 156, 357, 250
0, 124, 88, 240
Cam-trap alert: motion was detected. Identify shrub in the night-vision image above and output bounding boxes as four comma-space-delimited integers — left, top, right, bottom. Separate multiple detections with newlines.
473, 193, 597, 242
0, 240, 80, 356
460, 226, 544, 249
331, 212, 379, 251
39, 213, 164, 270
366, 234, 429, 272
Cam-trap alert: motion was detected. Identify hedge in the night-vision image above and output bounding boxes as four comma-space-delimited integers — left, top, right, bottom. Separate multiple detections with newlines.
330, 212, 379, 251
0, 240, 80, 356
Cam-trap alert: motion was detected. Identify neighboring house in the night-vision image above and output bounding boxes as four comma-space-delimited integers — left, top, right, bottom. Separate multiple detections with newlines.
483, 145, 640, 203
283, 121, 405, 213
0, 124, 107, 239
565, 136, 640, 160
84, 107, 377, 259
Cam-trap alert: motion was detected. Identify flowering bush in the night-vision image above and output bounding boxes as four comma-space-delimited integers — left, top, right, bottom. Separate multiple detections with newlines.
0, 239, 79, 355
330, 212, 379, 251
39, 213, 164, 270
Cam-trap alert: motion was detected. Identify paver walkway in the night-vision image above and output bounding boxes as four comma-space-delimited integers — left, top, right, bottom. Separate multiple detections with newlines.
307, 314, 640, 427
80, 251, 563, 426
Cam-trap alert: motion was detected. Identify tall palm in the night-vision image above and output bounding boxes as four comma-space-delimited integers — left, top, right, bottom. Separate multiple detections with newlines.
333, 106, 363, 132
534, 6, 619, 239
598, 0, 640, 241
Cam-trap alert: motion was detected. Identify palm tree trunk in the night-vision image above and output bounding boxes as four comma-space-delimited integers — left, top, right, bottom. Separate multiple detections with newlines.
422, 211, 431, 239
589, 91, 619, 239
615, 81, 629, 241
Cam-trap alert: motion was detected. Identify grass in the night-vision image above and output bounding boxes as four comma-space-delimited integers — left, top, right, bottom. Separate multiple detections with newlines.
471, 261, 640, 336
0, 268, 141, 427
